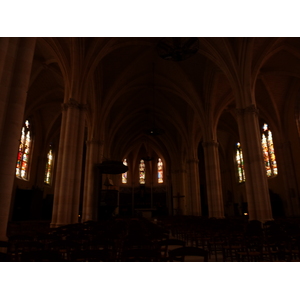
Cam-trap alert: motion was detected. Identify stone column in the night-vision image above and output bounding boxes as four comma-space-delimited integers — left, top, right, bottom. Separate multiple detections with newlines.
0, 38, 10, 139
50, 101, 68, 226
186, 158, 201, 216
50, 99, 86, 227
276, 142, 300, 217
0, 38, 36, 241
0, 38, 9, 78
236, 105, 273, 222
202, 141, 224, 218
81, 139, 104, 222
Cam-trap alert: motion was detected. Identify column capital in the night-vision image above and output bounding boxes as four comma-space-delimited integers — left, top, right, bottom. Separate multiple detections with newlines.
235, 104, 259, 117
62, 98, 87, 111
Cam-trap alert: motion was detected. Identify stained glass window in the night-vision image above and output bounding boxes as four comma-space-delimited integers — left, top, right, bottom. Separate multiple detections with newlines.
122, 159, 128, 184
236, 142, 245, 183
262, 123, 278, 177
139, 159, 145, 184
158, 158, 163, 183
16, 120, 31, 180
44, 146, 53, 185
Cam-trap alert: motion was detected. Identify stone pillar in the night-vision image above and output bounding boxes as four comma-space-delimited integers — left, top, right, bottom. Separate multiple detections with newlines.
202, 141, 224, 218
81, 139, 104, 222
0, 38, 10, 138
0, 38, 36, 241
236, 105, 273, 222
50, 100, 68, 226
0, 38, 9, 79
186, 158, 201, 216
276, 142, 300, 217
50, 99, 86, 227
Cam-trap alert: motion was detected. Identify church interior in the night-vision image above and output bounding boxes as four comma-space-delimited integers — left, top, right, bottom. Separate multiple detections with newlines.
1, 37, 300, 262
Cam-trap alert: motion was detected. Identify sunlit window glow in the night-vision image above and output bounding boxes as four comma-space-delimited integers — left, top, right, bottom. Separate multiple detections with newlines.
122, 159, 128, 184
158, 158, 163, 183
236, 142, 246, 183
139, 159, 145, 184
16, 120, 31, 180
262, 123, 278, 177
44, 147, 53, 184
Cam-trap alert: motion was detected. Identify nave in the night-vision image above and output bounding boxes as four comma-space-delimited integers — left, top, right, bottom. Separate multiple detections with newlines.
2, 37, 300, 246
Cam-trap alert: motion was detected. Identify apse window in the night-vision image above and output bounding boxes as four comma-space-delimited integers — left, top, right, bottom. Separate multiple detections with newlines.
16, 120, 31, 180
44, 146, 53, 185
139, 159, 145, 184
122, 159, 128, 184
261, 123, 278, 177
158, 158, 163, 183
236, 142, 245, 183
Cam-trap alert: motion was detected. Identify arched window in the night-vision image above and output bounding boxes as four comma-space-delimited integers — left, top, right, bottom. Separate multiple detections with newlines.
158, 158, 163, 183
236, 142, 245, 183
261, 123, 278, 177
16, 120, 31, 180
44, 146, 53, 185
139, 159, 145, 184
122, 159, 128, 184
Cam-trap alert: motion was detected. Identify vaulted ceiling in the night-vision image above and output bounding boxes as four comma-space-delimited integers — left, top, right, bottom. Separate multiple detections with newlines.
25, 37, 300, 163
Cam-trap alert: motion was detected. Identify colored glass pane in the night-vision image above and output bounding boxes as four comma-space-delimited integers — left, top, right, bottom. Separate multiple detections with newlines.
139, 159, 145, 184
267, 130, 278, 175
122, 159, 128, 184
236, 142, 245, 183
16, 120, 31, 180
158, 158, 163, 183
261, 123, 277, 177
44, 147, 53, 185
